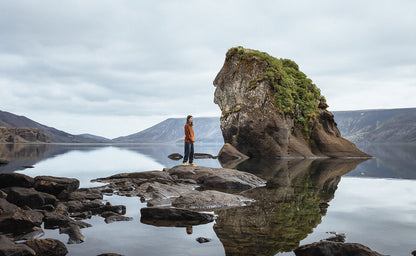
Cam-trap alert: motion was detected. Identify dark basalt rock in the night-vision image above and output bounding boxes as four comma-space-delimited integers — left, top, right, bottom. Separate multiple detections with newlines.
168, 153, 183, 160
34, 176, 80, 199
0, 173, 34, 189
294, 241, 386, 256
24, 238, 68, 256
0, 198, 44, 234
0, 235, 36, 256
6, 187, 57, 209
0, 159, 9, 165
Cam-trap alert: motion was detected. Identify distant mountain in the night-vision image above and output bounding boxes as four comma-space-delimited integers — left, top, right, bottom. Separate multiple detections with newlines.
112, 117, 223, 144
333, 108, 416, 143
0, 110, 107, 143
77, 134, 111, 142
114, 108, 416, 144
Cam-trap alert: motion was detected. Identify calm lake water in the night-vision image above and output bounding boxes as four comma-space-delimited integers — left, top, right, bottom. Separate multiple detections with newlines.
1, 143, 416, 256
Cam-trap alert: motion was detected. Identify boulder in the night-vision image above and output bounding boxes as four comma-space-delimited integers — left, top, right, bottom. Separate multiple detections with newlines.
68, 189, 103, 201
14, 227, 45, 241
0, 190, 7, 199
294, 241, 386, 256
213, 46, 371, 158
24, 238, 68, 256
140, 207, 214, 224
101, 212, 133, 224
0, 198, 44, 234
6, 187, 57, 209
0, 235, 36, 256
34, 176, 80, 198
0, 173, 34, 188
218, 143, 249, 163
172, 190, 253, 209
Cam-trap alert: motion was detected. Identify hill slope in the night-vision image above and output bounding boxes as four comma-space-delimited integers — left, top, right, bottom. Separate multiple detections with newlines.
113, 117, 223, 144
0, 110, 107, 143
333, 108, 416, 143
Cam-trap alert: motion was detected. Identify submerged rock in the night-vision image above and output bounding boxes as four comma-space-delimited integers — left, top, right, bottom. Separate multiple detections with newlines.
213, 46, 371, 158
196, 237, 212, 243
294, 241, 386, 256
140, 207, 214, 224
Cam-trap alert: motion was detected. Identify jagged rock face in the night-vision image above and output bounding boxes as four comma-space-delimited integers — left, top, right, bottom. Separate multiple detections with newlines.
0, 127, 50, 143
213, 47, 370, 158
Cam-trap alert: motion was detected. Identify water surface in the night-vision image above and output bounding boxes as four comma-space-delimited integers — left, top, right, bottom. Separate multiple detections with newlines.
1, 143, 415, 256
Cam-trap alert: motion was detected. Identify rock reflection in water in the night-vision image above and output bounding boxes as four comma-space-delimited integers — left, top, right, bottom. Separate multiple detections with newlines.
213, 158, 367, 256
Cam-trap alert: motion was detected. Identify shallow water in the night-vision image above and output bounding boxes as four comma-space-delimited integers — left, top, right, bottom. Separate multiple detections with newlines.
1, 143, 416, 256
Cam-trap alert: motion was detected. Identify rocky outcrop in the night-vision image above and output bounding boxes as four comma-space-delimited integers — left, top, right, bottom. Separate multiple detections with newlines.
0, 173, 34, 188
0, 127, 50, 143
213, 46, 370, 158
140, 207, 214, 224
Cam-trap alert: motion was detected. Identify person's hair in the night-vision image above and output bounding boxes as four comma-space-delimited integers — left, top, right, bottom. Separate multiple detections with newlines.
186, 115, 193, 126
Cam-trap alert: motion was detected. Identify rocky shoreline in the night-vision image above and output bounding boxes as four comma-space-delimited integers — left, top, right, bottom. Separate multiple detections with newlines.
0, 162, 391, 256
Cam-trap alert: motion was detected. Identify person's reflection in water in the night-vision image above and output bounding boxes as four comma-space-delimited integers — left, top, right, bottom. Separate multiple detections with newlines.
186, 226, 193, 235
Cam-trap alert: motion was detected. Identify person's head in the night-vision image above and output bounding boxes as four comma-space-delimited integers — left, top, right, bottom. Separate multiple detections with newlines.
186, 115, 193, 126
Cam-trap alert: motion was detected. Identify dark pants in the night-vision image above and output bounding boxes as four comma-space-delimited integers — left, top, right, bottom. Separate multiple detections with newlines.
183, 142, 194, 163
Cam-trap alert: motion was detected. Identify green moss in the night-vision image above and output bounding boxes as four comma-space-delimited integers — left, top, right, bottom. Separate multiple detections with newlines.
227, 46, 327, 142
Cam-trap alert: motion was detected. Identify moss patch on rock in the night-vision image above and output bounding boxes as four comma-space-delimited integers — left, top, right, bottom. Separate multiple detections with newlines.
226, 46, 327, 141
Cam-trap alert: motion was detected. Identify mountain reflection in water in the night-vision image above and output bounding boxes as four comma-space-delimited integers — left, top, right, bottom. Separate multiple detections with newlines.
213, 158, 366, 255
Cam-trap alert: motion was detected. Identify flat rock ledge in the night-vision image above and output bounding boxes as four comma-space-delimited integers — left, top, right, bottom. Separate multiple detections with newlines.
92, 165, 266, 224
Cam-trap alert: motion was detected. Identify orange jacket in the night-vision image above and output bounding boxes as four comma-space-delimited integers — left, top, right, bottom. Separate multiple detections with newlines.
184, 123, 195, 143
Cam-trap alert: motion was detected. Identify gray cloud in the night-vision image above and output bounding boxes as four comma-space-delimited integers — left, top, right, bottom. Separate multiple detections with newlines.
0, 0, 415, 138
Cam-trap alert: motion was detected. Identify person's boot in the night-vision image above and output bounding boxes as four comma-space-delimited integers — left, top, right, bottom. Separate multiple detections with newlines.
182, 162, 188, 166
189, 163, 197, 166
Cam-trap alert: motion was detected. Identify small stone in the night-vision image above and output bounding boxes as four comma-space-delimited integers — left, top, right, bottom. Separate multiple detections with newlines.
196, 237, 212, 243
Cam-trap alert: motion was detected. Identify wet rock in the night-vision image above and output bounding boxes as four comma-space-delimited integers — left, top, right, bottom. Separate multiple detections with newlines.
14, 227, 45, 241
39, 204, 55, 212
0, 173, 34, 188
172, 190, 253, 209
34, 176, 80, 199
63, 199, 126, 215
70, 211, 92, 220
6, 186, 57, 209
43, 212, 75, 229
412, 250, 416, 256
294, 241, 386, 256
59, 224, 84, 244
140, 207, 214, 224
0, 198, 44, 234
168, 153, 183, 160
24, 238, 68, 256
0, 235, 36, 256
196, 237, 212, 243
102, 211, 133, 224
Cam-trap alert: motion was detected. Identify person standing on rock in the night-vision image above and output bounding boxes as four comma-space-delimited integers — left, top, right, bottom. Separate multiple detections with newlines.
183, 115, 196, 166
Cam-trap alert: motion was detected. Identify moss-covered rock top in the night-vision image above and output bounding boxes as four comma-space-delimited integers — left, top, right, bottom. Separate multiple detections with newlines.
226, 46, 328, 139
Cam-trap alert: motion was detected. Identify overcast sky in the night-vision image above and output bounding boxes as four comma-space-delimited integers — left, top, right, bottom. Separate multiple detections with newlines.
1, 0, 415, 139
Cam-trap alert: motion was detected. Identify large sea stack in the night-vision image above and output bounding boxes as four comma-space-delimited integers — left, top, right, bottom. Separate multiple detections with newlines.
213, 46, 370, 158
